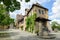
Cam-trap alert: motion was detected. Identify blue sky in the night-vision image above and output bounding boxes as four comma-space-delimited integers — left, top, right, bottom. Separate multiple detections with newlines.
42, 0, 54, 13
10, 0, 60, 24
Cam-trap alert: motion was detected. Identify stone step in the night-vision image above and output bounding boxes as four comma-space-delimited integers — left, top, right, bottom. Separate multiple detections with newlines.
40, 34, 56, 39
0, 32, 19, 38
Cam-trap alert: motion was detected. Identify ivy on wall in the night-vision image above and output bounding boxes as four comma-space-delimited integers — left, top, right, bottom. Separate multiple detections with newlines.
26, 12, 37, 32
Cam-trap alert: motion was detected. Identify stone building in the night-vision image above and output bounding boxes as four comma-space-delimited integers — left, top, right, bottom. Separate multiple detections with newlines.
16, 3, 52, 34
15, 3, 55, 38
15, 14, 27, 31
15, 14, 24, 30
25, 3, 53, 37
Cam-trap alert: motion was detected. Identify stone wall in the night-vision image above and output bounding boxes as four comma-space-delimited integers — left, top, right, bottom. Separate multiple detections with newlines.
0, 25, 8, 30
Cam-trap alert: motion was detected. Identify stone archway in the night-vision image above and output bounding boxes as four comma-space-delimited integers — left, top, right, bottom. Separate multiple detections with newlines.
35, 21, 49, 36
35, 17, 51, 36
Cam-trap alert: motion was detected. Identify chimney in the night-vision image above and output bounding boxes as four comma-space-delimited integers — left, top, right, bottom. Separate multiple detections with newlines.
36, 3, 40, 5
25, 8, 29, 15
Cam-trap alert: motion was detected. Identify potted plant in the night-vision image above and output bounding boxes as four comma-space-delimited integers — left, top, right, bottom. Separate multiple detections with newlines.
35, 30, 39, 36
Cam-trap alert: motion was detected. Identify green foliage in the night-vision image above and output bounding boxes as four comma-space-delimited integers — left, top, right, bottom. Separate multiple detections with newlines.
0, 0, 20, 12
0, 0, 30, 12
26, 12, 37, 32
51, 21, 60, 30
25, 0, 30, 2
0, 0, 30, 28
0, 4, 14, 26
1, 17, 14, 26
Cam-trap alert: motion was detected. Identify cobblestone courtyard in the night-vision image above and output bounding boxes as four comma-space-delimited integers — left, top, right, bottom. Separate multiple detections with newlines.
0, 29, 60, 40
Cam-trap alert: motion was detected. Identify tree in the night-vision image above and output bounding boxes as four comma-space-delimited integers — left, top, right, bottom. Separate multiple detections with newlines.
51, 21, 60, 30
0, 0, 30, 12
25, 0, 30, 2
0, 0, 30, 29
0, 4, 14, 29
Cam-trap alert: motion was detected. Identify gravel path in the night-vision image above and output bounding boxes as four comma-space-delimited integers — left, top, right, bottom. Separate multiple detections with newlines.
0, 29, 60, 40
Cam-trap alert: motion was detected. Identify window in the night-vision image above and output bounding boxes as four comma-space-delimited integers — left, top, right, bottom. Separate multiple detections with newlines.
38, 9, 45, 14
41, 10, 45, 14
38, 9, 41, 14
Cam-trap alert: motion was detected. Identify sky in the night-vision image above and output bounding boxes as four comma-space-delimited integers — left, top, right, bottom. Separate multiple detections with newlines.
10, 0, 60, 24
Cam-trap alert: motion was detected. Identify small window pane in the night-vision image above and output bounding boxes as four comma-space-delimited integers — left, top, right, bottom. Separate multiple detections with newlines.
38, 9, 41, 14
42, 10, 45, 14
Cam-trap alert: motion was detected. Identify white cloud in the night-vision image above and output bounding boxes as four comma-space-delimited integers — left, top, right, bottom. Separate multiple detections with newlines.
10, 0, 50, 19
17, 0, 20, 2
10, 12, 16, 19
50, 19, 60, 24
49, 0, 60, 19
10, 10, 21, 19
